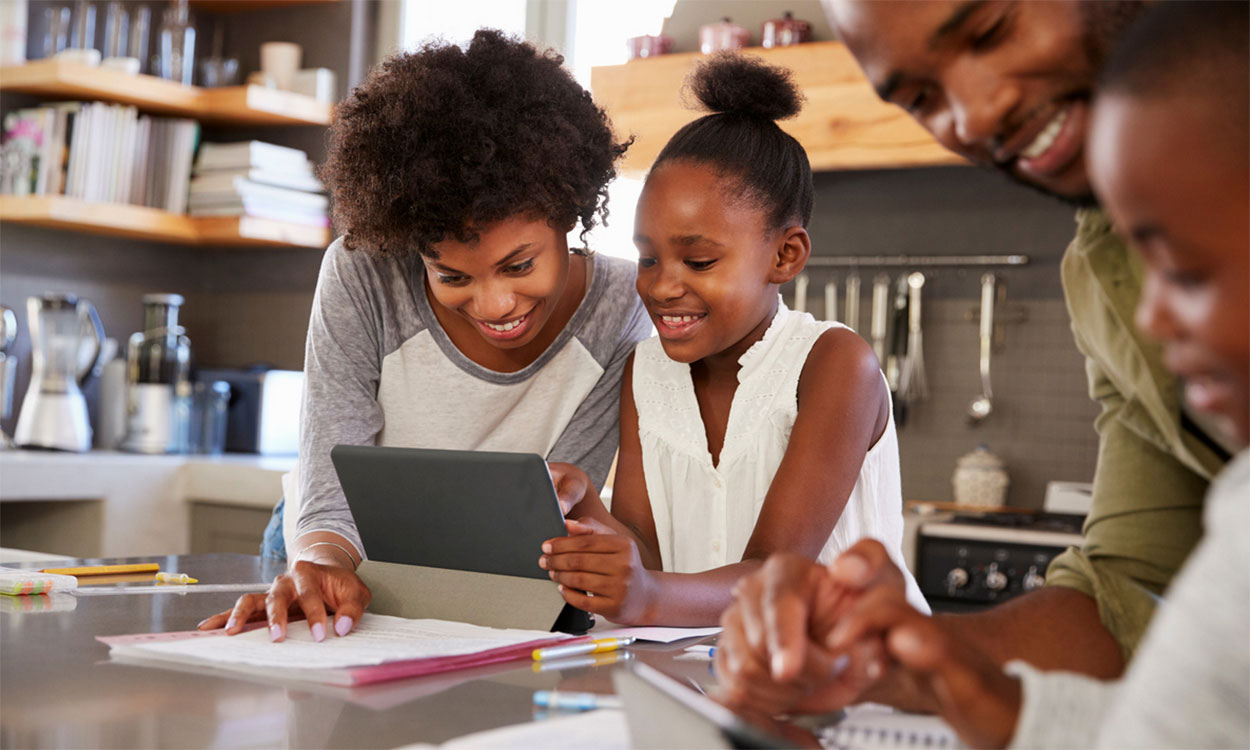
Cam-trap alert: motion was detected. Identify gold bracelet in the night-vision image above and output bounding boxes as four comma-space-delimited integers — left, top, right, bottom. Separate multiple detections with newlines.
297, 541, 359, 570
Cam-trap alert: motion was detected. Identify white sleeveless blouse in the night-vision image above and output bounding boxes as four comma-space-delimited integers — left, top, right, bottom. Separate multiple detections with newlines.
631, 303, 928, 611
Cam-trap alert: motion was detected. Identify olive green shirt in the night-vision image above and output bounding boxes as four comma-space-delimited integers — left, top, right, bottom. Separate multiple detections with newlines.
1045, 209, 1229, 661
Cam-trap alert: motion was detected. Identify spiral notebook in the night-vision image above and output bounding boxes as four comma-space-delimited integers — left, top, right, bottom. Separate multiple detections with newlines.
820, 705, 964, 749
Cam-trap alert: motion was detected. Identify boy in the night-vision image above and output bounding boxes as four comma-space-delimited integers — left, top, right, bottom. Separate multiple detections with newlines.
720, 3, 1249, 747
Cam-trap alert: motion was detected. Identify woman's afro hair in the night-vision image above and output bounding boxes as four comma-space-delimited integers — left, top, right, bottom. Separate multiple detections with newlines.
321, 29, 631, 257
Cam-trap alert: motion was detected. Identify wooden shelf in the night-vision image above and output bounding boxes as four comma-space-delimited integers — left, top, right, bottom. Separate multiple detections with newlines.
190, 0, 339, 13
591, 42, 967, 176
0, 59, 332, 125
0, 196, 329, 249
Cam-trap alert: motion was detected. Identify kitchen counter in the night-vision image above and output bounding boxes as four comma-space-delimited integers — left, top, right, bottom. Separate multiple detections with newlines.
0, 450, 294, 557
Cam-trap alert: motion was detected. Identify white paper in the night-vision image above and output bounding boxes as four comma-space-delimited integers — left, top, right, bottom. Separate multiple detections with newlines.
111, 614, 568, 671
822, 704, 963, 749
399, 709, 629, 750
594, 625, 721, 644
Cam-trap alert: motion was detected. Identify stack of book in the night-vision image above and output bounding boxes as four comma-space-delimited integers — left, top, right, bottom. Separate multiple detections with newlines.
0, 103, 199, 212
189, 141, 329, 228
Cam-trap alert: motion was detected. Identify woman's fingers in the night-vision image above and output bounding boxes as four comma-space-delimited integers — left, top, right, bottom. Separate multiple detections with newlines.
322, 569, 371, 637
290, 562, 330, 642
264, 575, 299, 642
196, 606, 236, 630
221, 593, 269, 634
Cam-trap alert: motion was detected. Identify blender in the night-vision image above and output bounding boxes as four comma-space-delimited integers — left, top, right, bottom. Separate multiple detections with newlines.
14, 293, 105, 452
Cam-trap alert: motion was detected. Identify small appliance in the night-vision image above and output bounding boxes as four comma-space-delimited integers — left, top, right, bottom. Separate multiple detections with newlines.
196, 367, 302, 455
122, 293, 191, 454
14, 293, 104, 452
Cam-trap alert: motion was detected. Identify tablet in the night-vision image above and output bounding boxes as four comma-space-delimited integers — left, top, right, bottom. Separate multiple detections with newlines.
613, 662, 820, 749
330, 445, 567, 580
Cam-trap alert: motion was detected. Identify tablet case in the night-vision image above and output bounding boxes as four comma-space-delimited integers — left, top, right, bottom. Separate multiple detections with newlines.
332, 445, 577, 632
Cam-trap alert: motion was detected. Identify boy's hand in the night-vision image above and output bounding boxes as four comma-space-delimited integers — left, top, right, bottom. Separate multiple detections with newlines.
540, 529, 656, 624
547, 462, 591, 516
717, 553, 882, 715
826, 580, 1023, 749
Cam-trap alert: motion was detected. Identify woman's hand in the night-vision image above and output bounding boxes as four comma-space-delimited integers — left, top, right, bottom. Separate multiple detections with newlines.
196, 560, 372, 642
540, 526, 657, 624
547, 462, 592, 516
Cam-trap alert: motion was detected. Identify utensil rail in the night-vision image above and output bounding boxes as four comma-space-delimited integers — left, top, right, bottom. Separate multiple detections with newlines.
806, 254, 1029, 268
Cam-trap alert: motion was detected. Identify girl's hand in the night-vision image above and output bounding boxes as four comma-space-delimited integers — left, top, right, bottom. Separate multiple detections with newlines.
547, 462, 592, 516
195, 560, 372, 643
540, 529, 657, 624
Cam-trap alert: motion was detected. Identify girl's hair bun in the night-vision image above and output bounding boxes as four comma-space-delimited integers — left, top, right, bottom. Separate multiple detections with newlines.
687, 52, 803, 121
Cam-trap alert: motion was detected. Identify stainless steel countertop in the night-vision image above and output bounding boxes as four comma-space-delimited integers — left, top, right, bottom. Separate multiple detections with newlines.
0, 554, 719, 749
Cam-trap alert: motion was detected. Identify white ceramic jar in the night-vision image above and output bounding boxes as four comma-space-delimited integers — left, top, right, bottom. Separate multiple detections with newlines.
952, 444, 1009, 507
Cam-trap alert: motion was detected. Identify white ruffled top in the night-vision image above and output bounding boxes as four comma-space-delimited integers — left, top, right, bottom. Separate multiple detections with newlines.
631, 302, 927, 610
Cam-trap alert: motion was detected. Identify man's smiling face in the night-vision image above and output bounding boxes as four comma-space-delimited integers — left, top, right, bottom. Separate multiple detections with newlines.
825, 0, 1142, 204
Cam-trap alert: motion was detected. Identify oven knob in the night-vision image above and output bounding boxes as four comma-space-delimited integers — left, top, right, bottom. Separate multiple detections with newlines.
1023, 565, 1045, 591
946, 567, 969, 589
985, 563, 1008, 591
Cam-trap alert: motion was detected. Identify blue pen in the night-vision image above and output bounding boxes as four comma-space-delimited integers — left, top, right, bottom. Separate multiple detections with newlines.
532, 690, 622, 711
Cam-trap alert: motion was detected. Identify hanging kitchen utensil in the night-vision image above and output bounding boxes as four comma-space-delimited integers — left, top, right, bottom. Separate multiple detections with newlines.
793, 273, 809, 313
898, 272, 928, 403
825, 280, 839, 323
844, 273, 861, 332
869, 274, 890, 365
968, 273, 996, 424
887, 274, 910, 424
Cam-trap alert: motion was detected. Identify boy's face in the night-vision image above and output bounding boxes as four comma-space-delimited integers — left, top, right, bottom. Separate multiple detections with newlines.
633, 162, 800, 365
825, 0, 1140, 203
422, 214, 572, 351
1090, 93, 1250, 444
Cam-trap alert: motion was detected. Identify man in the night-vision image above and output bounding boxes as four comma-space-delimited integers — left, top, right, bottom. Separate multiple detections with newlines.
715, 0, 1232, 715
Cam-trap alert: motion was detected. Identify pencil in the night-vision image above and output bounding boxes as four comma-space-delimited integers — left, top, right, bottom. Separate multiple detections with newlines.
40, 563, 160, 576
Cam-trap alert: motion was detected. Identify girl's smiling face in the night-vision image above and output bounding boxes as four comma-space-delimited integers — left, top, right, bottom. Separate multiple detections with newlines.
423, 214, 573, 351
634, 162, 809, 365
1090, 93, 1249, 444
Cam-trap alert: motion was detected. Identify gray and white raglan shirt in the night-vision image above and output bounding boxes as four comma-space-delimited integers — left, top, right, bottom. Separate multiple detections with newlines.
288, 238, 651, 558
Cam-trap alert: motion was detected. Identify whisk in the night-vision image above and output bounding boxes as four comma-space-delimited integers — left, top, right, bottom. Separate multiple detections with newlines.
898, 272, 928, 402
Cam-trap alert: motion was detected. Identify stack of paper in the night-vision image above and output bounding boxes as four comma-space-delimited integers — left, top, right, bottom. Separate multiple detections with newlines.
100, 614, 574, 687
0, 567, 77, 596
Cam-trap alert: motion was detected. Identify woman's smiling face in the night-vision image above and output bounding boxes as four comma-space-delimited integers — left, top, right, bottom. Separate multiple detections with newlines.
423, 214, 572, 351
634, 162, 806, 365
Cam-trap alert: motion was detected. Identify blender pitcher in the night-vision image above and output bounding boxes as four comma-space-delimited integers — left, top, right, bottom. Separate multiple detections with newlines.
14, 293, 105, 452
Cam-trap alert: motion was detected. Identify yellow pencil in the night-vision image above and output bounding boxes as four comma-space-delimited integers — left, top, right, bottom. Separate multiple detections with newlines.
40, 563, 160, 576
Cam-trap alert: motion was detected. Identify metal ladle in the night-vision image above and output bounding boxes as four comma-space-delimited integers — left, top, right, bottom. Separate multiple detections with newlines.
968, 273, 995, 424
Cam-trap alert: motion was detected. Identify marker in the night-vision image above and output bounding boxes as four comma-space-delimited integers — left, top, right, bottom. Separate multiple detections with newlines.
41, 563, 159, 577
532, 636, 635, 662
154, 572, 198, 584
532, 649, 632, 673
532, 691, 622, 711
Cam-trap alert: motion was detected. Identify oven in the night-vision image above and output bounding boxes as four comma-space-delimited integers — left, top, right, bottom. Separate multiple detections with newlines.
916, 511, 1085, 613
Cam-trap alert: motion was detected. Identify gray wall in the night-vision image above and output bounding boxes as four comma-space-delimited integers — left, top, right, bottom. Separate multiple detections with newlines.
791, 167, 1099, 508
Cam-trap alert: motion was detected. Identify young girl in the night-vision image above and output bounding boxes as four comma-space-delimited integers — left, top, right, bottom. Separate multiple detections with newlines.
543, 54, 925, 626
199, 30, 649, 642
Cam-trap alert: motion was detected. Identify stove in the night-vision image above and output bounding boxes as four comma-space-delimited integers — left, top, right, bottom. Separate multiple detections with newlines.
916, 511, 1085, 613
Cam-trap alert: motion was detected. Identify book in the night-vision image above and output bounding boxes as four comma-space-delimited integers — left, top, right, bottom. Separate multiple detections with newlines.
196, 140, 311, 173
190, 168, 324, 195
99, 613, 576, 687
188, 178, 329, 211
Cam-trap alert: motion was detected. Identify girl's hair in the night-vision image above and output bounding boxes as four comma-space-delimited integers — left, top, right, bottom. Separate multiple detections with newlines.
651, 53, 813, 231
321, 29, 632, 257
